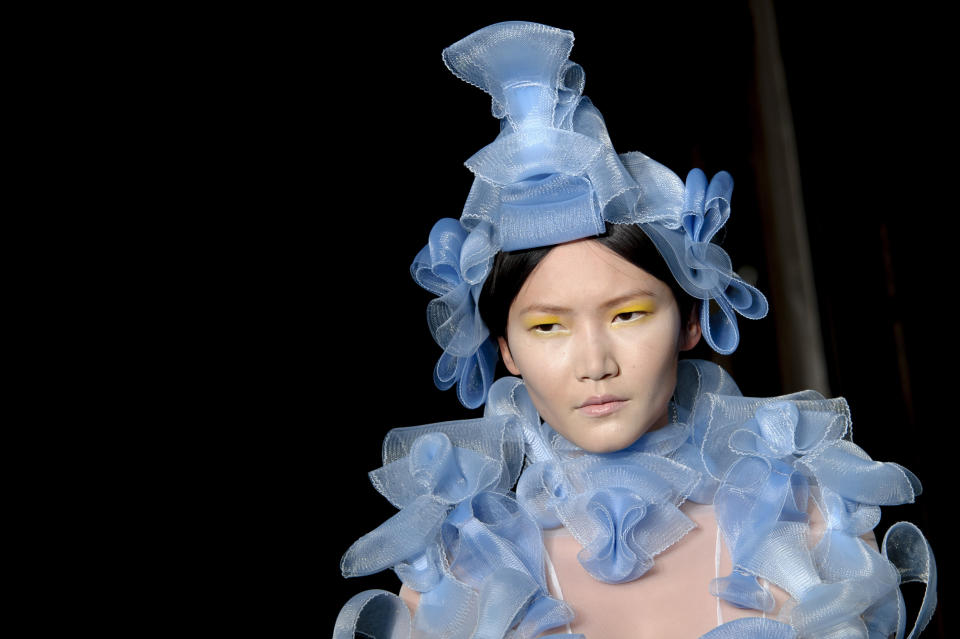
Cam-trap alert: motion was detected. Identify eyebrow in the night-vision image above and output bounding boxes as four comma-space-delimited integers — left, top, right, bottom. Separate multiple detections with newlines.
515, 288, 659, 315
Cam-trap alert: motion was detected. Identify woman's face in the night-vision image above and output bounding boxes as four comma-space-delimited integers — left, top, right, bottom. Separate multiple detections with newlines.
498, 239, 700, 453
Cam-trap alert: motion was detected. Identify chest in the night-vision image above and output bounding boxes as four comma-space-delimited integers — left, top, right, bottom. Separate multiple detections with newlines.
540, 502, 794, 638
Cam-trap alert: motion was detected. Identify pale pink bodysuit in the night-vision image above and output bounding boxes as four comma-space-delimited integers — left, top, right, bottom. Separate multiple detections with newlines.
400, 494, 878, 638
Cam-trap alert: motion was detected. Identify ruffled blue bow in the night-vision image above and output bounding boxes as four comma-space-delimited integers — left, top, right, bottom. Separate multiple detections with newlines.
698, 394, 927, 637
411, 218, 498, 409
339, 377, 582, 638
341, 427, 505, 589
681, 169, 769, 353
629, 164, 769, 354
519, 451, 700, 583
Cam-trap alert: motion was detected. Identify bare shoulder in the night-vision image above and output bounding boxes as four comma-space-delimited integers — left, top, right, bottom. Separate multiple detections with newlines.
399, 584, 420, 614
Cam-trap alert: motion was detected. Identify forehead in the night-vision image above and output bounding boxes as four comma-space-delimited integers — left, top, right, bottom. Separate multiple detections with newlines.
512, 239, 673, 308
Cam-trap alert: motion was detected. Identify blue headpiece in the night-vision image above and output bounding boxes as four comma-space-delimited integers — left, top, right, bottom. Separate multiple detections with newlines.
411, 21, 769, 409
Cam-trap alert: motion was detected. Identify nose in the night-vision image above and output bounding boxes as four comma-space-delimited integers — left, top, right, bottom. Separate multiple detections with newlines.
574, 326, 619, 381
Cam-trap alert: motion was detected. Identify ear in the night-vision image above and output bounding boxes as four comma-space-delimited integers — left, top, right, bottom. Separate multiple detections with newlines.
498, 336, 522, 376
680, 303, 702, 352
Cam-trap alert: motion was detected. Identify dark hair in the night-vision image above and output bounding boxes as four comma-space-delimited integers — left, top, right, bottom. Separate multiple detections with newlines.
478, 223, 698, 340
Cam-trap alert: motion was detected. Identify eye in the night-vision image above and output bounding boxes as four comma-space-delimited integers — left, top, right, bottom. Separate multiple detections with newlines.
613, 310, 648, 324
532, 322, 564, 333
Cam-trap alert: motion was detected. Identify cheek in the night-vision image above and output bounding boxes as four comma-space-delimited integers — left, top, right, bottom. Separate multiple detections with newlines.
515, 348, 565, 391
523, 378, 567, 427
508, 344, 568, 413
508, 333, 567, 376
620, 332, 681, 385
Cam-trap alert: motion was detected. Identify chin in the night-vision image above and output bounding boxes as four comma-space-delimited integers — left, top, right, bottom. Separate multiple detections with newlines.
570, 424, 647, 454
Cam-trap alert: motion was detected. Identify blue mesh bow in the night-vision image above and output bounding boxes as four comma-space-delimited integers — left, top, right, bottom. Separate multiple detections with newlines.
697, 393, 925, 636
337, 379, 579, 639
411, 218, 498, 409
635, 167, 769, 354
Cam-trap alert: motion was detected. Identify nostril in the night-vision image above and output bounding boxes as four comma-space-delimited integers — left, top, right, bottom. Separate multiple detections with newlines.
574, 337, 619, 380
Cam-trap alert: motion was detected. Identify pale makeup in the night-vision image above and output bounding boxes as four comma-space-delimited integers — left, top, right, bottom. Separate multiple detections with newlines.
499, 239, 701, 453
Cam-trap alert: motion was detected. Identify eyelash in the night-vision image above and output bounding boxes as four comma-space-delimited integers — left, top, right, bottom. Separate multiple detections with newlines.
530, 311, 649, 333
613, 310, 649, 323
531, 323, 564, 334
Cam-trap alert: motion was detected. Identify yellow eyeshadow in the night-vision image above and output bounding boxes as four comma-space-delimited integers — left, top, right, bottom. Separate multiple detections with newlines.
613, 302, 656, 315
610, 303, 656, 327
522, 315, 562, 329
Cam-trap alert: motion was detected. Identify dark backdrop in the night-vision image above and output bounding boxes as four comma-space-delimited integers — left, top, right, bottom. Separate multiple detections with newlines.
320, 6, 951, 635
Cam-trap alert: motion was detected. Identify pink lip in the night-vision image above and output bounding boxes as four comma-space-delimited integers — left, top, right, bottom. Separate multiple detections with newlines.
577, 395, 628, 417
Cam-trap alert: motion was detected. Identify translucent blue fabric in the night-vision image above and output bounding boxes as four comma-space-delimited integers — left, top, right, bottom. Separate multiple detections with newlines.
338, 380, 576, 639
335, 360, 936, 638
411, 219, 499, 409
412, 21, 768, 409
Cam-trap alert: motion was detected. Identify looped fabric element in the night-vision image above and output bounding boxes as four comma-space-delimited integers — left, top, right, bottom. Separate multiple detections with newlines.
335, 360, 937, 638
411, 219, 499, 409
412, 21, 768, 408
338, 378, 578, 639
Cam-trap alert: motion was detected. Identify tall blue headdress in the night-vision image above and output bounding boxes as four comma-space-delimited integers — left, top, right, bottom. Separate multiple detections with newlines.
411, 21, 769, 409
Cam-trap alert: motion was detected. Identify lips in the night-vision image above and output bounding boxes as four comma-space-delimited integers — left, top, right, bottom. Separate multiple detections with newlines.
577, 395, 628, 417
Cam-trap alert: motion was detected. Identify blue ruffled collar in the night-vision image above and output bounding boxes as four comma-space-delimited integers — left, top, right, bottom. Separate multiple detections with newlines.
336, 360, 936, 639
